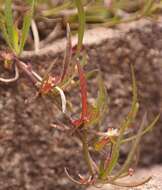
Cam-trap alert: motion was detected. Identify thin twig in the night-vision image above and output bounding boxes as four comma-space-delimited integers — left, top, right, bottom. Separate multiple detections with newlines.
61, 23, 72, 81
80, 130, 95, 176
15, 58, 42, 85
31, 19, 40, 53
108, 176, 152, 187
64, 168, 82, 185
51, 123, 70, 132
0, 64, 19, 83
55, 86, 67, 113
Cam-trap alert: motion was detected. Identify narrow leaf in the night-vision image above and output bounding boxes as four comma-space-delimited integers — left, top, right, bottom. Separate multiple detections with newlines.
95, 73, 108, 124
61, 23, 72, 82
77, 60, 88, 121
55, 86, 67, 113
101, 64, 138, 178
0, 21, 13, 50
122, 114, 160, 144
5, 0, 14, 46
71, 60, 88, 127
112, 113, 147, 180
75, 0, 85, 54
84, 105, 99, 127
99, 159, 105, 177
43, 1, 72, 17
19, 0, 35, 54
83, 73, 108, 128
12, 25, 19, 54
142, 0, 154, 16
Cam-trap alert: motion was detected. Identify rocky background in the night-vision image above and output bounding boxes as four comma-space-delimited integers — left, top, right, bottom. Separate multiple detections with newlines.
0, 17, 162, 190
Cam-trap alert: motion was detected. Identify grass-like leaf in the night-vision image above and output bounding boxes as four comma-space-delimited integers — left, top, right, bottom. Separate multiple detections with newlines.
101, 64, 138, 179
85, 72, 108, 127
99, 159, 105, 178
1, 0, 35, 55
122, 114, 160, 144
19, 0, 35, 54
111, 113, 147, 181
61, 23, 72, 82
12, 25, 19, 54
0, 19, 13, 50
96, 72, 108, 124
142, 0, 154, 16
5, 0, 14, 46
42, 1, 73, 17
75, 0, 85, 54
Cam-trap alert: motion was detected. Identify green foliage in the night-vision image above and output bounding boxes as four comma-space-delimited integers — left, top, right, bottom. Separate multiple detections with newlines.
0, 0, 160, 188
74, 0, 85, 54
41, 0, 162, 29
19, 0, 35, 54
66, 60, 159, 187
5, 0, 14, 47
0, 0, 35, 55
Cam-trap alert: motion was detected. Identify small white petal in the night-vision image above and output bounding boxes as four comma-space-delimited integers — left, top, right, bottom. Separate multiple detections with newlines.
105, 128, 119, 137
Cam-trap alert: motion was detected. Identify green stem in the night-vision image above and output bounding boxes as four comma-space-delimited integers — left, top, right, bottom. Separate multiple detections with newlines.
100, 65, 138, 179
80, 129, 94, 175
111, 114, 147, 181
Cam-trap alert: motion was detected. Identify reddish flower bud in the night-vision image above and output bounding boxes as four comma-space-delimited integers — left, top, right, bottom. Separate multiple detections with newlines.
40, 76, 59, 94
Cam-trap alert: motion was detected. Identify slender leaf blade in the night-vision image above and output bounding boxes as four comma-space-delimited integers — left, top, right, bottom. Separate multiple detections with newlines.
19, 0, 35, 54
5, 0, 14, 46
112, 114, 147, 180
101, 64, 138, 178
75, 0, 85, 54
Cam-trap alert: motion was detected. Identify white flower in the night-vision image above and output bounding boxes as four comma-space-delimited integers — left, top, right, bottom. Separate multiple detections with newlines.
102, 128, 119, 137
